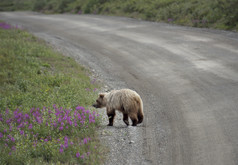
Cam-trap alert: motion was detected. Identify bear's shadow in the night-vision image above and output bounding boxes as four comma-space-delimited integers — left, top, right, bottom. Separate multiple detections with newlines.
105, 124, 144, 129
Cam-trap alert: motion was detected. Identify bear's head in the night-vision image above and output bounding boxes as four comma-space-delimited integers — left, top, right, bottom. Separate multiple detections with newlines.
92, 93, 107, 108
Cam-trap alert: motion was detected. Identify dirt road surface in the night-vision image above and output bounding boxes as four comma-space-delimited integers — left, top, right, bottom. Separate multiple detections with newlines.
1, 12, 238, 165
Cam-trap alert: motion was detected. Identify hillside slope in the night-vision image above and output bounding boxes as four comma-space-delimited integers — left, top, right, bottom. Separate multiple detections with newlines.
0, 0, 237, 31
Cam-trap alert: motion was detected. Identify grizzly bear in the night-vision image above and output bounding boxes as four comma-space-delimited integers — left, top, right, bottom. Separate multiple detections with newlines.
93, 89, 144, 126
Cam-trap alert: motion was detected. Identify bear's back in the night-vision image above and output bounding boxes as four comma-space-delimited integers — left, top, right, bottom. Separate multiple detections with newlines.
106, 89, 141, 112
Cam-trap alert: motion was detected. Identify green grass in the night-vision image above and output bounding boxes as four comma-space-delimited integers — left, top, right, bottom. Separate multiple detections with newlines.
0, 24, 99, 110
0, 0, 237, 31
0, 23, 105, 164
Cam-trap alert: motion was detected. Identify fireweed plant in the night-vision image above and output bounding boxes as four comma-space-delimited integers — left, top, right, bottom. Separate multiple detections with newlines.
0, 105, 101, 164
0, 22, 13, 29
0, 23, 105, 164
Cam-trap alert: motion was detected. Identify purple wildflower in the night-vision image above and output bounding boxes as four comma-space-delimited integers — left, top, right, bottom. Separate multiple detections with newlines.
17, 123, 23, 128
89, 114, 96, 123
64, 136, 69, 142
53, 122, 57, 128
64, 143, 69, 148
20, 130, 24, 135
11, 137, 15, 142
28, 124, 33, 129
76, 106, 85, 111
55, 111, 60, 117
59, 148, 64, 153
33, 141, 37, 147
76, 152, 80, 158
0, 22, 12, 29
91, 78, 96, 84
24, 114, 30, 120
66, 109, 71, 115
64, 136, 69, 148
80, 120, 85, 125
63, 115, 67, 121
77, 114, 82, 120
36, 116, 42, 124
83, 138, 87, 144
168, 18, 173, 22
67, 116, 72, 123
11, 146, 16, 151
6, 119, 11, 125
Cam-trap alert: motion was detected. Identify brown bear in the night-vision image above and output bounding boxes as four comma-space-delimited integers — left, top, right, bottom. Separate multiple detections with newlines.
93, 89, 144, 126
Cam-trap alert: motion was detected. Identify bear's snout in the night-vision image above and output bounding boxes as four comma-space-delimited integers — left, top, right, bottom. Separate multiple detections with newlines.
92, 103, 99, 108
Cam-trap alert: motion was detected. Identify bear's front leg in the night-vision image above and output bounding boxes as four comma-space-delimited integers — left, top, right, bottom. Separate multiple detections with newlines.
123, 114, 129, 126
107, 109, 116, 126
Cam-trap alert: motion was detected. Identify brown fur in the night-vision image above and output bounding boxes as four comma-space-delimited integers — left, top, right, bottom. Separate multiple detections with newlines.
93, 89, 144, 126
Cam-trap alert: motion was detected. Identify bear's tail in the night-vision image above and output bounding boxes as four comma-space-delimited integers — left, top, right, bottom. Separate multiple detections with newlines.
137, 99, 144, 124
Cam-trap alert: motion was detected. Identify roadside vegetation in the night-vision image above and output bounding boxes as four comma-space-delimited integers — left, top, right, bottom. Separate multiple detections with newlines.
0, 22, 105, 164
0, 0, 237, 31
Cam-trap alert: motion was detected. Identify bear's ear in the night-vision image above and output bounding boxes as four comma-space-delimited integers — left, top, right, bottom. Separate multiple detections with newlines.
99, 93, 105, 98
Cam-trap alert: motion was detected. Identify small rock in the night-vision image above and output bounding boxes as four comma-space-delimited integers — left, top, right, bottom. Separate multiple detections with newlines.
129, 140, 134, 144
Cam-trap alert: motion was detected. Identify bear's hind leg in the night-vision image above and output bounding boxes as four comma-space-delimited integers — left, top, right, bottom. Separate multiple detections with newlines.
123, 114, 129, 126
129, 114, 138, 126
107, 109, 116, 126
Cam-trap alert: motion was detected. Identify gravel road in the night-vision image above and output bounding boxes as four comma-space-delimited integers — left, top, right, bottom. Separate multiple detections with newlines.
1, 12, 238, 165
